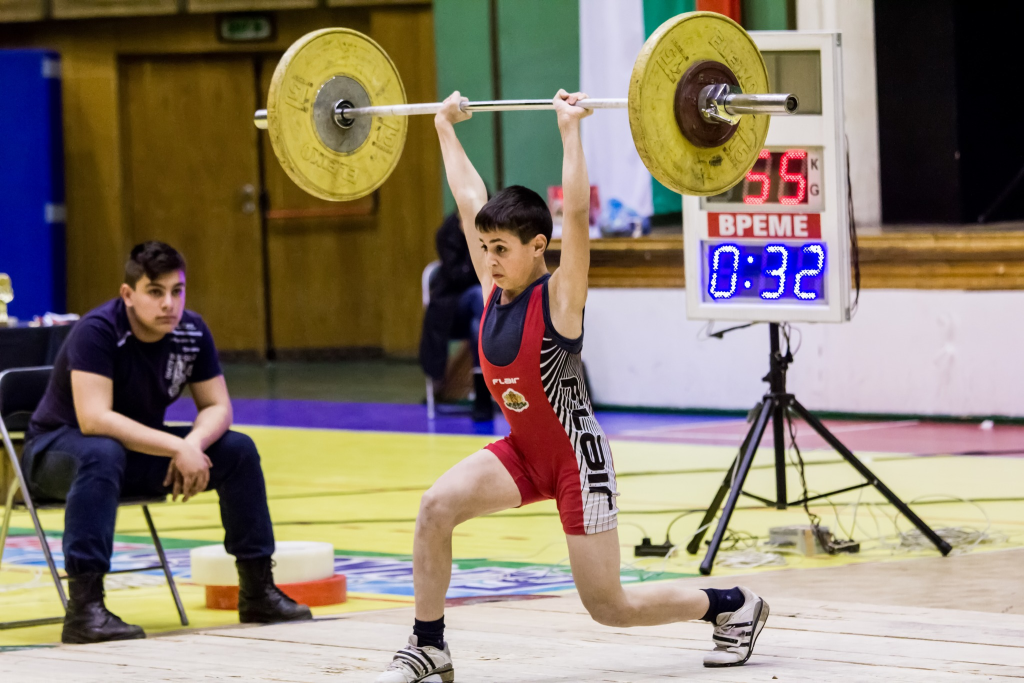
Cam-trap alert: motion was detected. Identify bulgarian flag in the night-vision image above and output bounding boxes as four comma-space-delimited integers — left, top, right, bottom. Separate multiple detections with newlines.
580, 0, 743, 217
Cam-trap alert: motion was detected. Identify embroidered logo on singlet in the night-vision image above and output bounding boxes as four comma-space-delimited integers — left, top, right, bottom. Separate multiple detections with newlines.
502, 388, 529, 412
493, 377, 519, 385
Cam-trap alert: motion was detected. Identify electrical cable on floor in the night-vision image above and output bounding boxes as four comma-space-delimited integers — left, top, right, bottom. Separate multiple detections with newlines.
769, 441, 1011, 557
895, 494, 1007, 555
716, 548, 787, 569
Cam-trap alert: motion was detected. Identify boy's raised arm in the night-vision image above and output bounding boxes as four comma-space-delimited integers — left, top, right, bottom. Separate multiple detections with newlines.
435, 92, 491, 293
549, 89, 593, 317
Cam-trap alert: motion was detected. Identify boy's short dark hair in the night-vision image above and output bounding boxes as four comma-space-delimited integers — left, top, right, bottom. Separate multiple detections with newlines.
125, 241, 186, 288
475, 185, 553, 246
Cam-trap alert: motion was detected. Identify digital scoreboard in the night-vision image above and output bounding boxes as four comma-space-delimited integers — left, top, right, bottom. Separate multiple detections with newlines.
683, 32, 850, 323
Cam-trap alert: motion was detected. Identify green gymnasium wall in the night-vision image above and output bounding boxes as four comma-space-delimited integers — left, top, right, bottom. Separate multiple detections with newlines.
496, 0, 580, 195
434, 0, 791, 216
642, 0, 697, 216
434, 0, 579, 214
433, 0, 498, 214
742, 0, 793, 31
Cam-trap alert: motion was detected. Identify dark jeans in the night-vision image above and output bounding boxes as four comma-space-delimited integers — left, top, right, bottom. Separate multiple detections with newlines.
23, 425, 275, 576
452, 285, 484, 367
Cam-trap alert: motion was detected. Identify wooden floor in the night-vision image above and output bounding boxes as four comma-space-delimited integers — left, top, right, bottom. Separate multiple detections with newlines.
4, 553, 1024, 682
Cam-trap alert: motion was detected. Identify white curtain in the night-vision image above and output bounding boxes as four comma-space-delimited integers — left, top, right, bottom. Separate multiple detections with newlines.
579, 0, 654, 217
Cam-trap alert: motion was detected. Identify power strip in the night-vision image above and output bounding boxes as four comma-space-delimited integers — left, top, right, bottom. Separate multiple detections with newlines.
634, 537, 675, 557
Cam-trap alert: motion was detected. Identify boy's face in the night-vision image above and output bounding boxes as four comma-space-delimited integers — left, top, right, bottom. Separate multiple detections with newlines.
480, 230, 547, 290
121, 270, 186, 336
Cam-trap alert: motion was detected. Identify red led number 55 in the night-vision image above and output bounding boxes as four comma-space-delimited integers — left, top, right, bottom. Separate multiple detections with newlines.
743, 149, 807, 206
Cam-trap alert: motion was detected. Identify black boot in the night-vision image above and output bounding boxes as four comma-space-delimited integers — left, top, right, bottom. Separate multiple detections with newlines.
472, 372, 494, 422
61, 573, 146, 644
236, 557, 313, 624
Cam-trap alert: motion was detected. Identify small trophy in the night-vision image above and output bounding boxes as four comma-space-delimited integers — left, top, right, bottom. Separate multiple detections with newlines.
0, 273, 12, 326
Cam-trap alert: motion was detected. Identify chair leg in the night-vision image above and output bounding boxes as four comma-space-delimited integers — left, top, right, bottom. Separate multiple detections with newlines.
0, 479, 17, 569
143, 506, 188, 626
426, 377, 436, 420
22, 497, 68, 610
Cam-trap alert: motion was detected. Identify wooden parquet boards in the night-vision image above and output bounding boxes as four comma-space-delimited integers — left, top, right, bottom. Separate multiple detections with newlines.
2, 594, 1021, 681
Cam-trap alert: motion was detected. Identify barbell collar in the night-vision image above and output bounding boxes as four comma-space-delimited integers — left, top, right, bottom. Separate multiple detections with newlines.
255, 109, 268, 130
724, 92, 799, 116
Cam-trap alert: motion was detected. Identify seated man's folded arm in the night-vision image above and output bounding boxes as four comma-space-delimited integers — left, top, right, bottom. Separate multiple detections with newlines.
71, 370, 182, 457
186, 376, 232, 452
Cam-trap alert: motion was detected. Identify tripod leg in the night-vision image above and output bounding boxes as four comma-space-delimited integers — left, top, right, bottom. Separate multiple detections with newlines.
772, 399, 788, 509
686, 406, 763, 555
790, 401, 952, 556
699, 397, 776, 575
685, 466, 733, 555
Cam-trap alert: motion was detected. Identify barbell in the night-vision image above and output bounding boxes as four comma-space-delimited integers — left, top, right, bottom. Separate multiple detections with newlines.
255, 12, 799, 202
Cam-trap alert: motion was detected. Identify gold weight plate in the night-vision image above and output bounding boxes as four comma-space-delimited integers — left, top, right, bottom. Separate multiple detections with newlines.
267, 29, 408, 201
629, 12, 770, 197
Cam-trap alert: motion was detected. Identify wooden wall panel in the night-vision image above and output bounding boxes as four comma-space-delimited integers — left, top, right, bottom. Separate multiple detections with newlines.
0, 0, 44, 22
257, 55, 385, 351
544, 232, 1024, 290
43, 34, 127, 316
0, 5, 440, 356
370, 6, 443, 355
121, 57, 266, 352
52, 0, 177, 19
0, 9, 373, 325
187, 0, 316, 13
327, 0, 431, 5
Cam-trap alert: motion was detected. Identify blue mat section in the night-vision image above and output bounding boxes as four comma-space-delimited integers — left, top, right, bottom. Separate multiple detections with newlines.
165, 398, 733, 437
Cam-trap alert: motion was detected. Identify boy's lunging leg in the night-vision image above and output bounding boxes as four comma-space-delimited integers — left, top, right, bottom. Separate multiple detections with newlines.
377, 450, 521, 683
567, 529, 770, 667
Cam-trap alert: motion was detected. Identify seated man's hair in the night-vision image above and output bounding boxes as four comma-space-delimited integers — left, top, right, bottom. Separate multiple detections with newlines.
475, 185, 553, 246
125, 241, 187, 288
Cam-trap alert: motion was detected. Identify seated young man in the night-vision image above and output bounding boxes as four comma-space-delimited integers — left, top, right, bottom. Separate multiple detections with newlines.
24, 241, 311, 644
419, 211, 491, 421
374, 92, 770, 683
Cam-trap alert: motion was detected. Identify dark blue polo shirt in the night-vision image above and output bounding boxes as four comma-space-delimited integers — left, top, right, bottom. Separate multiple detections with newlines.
28, 298, 222, 438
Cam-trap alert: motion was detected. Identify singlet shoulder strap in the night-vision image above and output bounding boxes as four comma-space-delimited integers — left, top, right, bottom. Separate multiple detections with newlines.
542, 279, 584, 354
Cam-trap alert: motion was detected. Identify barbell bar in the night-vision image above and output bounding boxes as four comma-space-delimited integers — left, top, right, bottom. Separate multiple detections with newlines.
253, 91, 797, 132
258, 12, 798, 201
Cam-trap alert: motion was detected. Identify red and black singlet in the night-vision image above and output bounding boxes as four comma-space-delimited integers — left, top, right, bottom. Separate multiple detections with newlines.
479, 274, 617, 535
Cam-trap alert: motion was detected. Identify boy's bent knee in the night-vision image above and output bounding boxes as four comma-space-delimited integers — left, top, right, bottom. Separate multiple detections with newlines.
582, 594, 634, 628
417, 487, 458, 530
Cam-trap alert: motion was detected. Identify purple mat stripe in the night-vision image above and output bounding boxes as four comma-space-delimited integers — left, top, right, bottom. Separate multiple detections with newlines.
164, 398, 729, 437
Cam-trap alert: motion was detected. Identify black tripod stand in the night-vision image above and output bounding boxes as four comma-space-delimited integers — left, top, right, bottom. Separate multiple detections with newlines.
686, 323, 952, 575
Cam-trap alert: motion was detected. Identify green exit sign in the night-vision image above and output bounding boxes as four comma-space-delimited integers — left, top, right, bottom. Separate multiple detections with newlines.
220, 14, 275, 42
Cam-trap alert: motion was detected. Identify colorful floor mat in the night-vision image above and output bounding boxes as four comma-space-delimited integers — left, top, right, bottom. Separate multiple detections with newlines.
3, 405, 1022, 646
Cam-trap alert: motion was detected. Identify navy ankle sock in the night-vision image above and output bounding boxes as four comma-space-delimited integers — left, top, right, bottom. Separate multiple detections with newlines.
700, 587, 745, 623
413, 616, 445, 650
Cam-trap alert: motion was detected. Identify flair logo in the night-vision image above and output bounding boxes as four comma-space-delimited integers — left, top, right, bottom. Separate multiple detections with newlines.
502, 388, 529, 413
492, 377, 519, 385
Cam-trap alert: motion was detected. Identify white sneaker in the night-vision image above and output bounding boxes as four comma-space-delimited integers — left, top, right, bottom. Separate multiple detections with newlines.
703, 587, 770, 667
375, 635, 455, 683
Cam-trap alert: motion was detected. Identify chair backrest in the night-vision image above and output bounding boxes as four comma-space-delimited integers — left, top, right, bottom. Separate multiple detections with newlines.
0, 366, 53, 433
422, 260, 441, 308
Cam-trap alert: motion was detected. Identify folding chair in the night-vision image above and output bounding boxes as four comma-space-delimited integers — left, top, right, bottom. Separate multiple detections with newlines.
0, 366, 188, 630
422, 260, 441, 420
